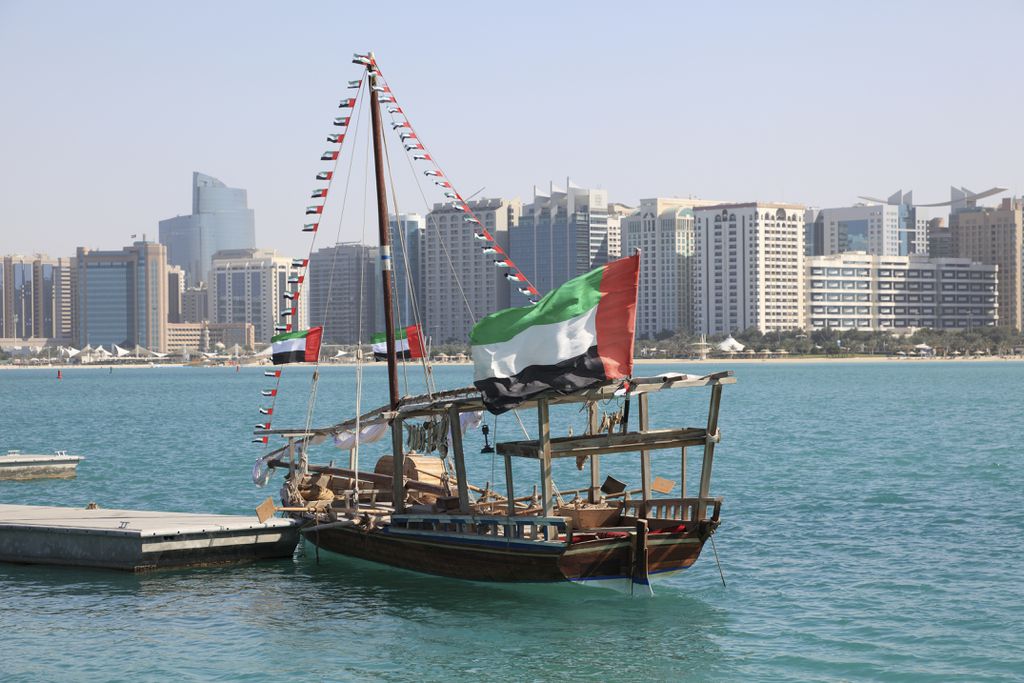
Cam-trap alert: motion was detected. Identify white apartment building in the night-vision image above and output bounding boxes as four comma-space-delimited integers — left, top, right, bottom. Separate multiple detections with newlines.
606, 202, 634, 260
209, 248, 307, 344
622, 197, 722, 338
807, 252, 998, 331
422, 197, 521, 343
693, 203, 806, 335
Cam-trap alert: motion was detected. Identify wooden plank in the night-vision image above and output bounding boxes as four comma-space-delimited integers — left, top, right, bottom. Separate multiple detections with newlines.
537, 399, 553, 539
391, 418, 406, 514
448, 406, 471, 514
587, 401, 600, 504
697, 383, 723, 519
638, 392, 652, 517
504, 452, 515, 522
681, 446, 687, 499
496, 427, 708, 459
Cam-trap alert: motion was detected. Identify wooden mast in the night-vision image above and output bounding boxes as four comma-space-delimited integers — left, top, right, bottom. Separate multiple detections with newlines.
366, 53, 406, 511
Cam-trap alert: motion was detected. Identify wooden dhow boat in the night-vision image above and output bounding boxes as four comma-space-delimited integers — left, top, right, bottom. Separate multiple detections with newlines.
258, 372, 731, 591
252, 52, 734, 593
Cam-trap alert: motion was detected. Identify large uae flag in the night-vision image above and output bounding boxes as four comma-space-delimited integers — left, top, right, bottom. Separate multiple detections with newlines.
271, 327, 323, 365
471, 253, 639, 414
372, 324, 425, 361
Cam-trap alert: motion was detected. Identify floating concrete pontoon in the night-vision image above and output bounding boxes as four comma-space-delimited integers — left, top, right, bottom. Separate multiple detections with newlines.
0, 451, 84, 480
0, 504, 300, 571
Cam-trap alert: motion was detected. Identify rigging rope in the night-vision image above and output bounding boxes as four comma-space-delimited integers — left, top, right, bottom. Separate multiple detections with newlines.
381, 124, 435, 397
253, 71, 366, 459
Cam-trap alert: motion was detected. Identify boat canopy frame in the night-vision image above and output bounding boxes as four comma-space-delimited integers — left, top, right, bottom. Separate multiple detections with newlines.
261, 370, 734, 530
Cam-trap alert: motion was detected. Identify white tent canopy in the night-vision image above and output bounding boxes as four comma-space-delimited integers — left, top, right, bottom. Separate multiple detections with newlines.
717, 336, 745, 353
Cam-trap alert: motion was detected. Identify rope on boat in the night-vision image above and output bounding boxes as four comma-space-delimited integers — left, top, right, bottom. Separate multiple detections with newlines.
710, 531, 727, 588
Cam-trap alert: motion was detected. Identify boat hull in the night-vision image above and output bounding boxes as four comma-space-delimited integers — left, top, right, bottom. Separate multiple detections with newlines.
0, 455, 83, 481
301, 523, 709, 584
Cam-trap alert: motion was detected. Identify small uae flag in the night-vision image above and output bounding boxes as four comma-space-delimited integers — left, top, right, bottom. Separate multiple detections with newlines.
271, 327, 323, 365
372, 324, 425, 361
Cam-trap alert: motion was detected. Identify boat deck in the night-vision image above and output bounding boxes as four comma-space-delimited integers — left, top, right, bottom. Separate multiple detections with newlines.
0, 504, 300, 572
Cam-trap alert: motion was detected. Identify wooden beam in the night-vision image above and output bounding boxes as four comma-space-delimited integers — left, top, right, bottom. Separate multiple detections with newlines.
587, 401, 600, 504
537, 399, 553, 538
504, 452, 515, 519
680, 446, 687, 499
391, 417, 406, 514
638, 392, 651, 518
697, 383, 723, 519
448, 406, 471, 514
496, 427, 708, 459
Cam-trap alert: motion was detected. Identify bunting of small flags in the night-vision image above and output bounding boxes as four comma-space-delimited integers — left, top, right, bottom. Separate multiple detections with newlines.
369, 60, 541, 304
316, 171, 333, 181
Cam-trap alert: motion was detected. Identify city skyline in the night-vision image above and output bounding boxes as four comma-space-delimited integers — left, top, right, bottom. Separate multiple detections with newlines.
2, 1, 1022, 259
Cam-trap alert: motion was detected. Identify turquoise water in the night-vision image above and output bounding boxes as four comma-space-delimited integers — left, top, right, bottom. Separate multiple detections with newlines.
1, 362, 1022, 681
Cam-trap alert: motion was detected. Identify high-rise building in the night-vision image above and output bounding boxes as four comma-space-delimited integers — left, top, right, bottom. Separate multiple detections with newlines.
209, 248, 307, 345
422, 197, 520, 343
182, 285, 208, 323
307, 243, 378, 344
606, 202, 634, 261
927, 218, 951, 258
622, 198, 723, 338
951, 196, 1023, 331
816, 195, 931, 258
167, 265, 185, 324
1, 254, 75, 341
390, 213, 425, 329
693, 203, 806, 335
75, 242, 168, 352
509, 181, 607, 305
804, 208, 824, 256
158, 172, 256, 286
807, 252, 998, 331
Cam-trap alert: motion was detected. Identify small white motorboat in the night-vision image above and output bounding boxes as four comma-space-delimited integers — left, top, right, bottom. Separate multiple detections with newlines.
0, 450, 84, 480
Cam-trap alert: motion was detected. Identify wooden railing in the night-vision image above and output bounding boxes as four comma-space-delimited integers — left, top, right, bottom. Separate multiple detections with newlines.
391, 513, 568, 542
621, 497, 722, 523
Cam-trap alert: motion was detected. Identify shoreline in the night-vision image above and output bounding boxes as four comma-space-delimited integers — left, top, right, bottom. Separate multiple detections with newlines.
3, 355, 1024, 370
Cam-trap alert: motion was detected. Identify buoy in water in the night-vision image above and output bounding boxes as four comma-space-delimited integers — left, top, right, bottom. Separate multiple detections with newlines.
57, 369, 62, 380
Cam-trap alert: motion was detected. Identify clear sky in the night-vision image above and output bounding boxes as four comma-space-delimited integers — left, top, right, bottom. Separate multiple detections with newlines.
1, 0, 1021, 259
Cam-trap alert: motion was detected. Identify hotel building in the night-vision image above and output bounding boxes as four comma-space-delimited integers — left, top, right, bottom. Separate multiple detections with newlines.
422, 197, 520, 343
807, 252, 998, 331
693, 203, 806, 335
622, 197, 722, 338
208, 248, 307, 344
951, 197, 1023, 331
75, 242, 168, 352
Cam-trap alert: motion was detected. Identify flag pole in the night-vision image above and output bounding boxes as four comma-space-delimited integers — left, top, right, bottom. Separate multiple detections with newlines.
367, 52, 407, 512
